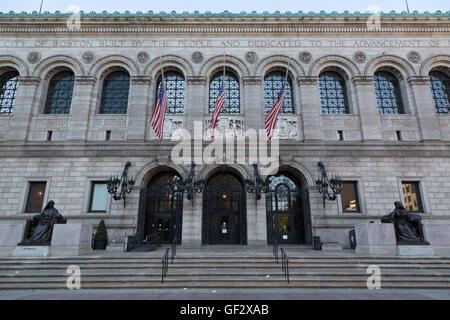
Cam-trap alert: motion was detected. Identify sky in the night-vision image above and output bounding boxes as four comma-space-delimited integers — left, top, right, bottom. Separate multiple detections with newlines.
1, 0, 449, 14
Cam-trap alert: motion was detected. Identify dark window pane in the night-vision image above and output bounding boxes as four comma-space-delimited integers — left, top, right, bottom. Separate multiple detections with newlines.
89, 182, 108, 212
264, 71, 294, 114
156, 71, 185, 114
25, 182, 46, 213
319, 71, 349, 114
267, 175, 298, 212
341, 182, 360, 212
209, 71, 240, 114
374, 71, 404, 114
402, 182, 424, 213
0, 71, 19, 114
100, 71, 130, 114
44, 71, 74, 114
430, 71, 450, 114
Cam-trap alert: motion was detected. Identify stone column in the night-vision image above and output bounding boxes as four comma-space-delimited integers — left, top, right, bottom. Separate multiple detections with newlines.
298, 76, 323, 142
67, 76, 96, 141
243, 76, 263, 131
352, 76, 383, 142
127, 77, 151, 141
408, 76, 442, 142
6, 77, 40, 142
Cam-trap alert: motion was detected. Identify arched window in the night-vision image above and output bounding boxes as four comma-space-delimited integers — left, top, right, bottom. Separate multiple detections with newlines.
374, 71, 404, 114
264, 71, 294, 114
319, 71, 349, 114
156, 71, 185, 114
100, 71, 130, 114
209, 71, 240, 114
44, 71, 75, 114
267, 175, 299, 212
0, 71, 19, 114
430, 71, 450, 114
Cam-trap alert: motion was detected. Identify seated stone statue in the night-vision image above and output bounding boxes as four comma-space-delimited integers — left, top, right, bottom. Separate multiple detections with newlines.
381, 201, 427, 245
20, 201, 66, 245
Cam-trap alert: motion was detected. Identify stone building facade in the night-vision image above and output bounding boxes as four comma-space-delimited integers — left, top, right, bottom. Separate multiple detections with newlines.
0, 11, 450, 250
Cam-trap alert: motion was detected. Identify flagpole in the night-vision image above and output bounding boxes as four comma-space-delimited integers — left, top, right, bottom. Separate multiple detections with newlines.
159, 56, 166, 90
39, 0, 44, 14
223, 53, 226, 95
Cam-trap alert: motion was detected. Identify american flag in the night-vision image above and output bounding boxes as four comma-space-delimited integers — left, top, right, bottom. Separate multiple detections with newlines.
264, 81, 286, 140
210, 77, 225, 138
150, 81, 168, 140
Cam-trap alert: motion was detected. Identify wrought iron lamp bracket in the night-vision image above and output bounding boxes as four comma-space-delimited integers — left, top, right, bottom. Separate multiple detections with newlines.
107, 161, 135, 208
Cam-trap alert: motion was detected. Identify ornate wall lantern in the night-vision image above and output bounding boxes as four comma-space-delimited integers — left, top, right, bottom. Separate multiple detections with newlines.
315, 161, 342, 208
107, 161, 135, 208
175, 163, 204, 202
245, 163, 270, 204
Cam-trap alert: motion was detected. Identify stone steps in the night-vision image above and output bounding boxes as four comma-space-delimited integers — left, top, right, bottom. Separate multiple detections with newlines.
1, 253, 449, 290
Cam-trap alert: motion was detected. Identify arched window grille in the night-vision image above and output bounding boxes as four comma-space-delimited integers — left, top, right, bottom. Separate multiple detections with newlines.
264, 71, 294, 114
430, 71, 450, 114
319, 71, 349, 114
156, 71, 185, 114
266, 175, 299, 212
0, 71, 19, 114
374, 71, 404, 114
100, 71, 130, 114
209, 71, 240, 114
44, 71, 75, 114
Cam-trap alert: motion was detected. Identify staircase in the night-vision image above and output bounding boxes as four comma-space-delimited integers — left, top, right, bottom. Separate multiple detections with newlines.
0, 248, 449, 290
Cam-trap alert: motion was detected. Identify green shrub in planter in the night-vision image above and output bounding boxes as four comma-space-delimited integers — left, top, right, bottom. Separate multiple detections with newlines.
93, 220, 108, 250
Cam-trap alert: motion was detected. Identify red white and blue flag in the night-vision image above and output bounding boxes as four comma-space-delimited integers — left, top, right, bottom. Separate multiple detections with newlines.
150, 81, 168, 140
210, 77, 225, 138
264, 81, 286, 140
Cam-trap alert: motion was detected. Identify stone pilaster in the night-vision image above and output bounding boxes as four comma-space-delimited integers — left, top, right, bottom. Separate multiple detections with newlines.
408, 76, 442, 142
67, 76, 96, 141
298, 76, 323, 142
127, 77, 151, 141
243, 76, 263, 131
6, 77, 40, 142
352, 76, 383, 142
185, 76, 207, 133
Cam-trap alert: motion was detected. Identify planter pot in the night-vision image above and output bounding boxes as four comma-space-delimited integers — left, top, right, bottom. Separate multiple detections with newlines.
93, 239, 108, 250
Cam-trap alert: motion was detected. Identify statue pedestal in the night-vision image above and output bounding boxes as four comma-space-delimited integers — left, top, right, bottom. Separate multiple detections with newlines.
355, 223, 397, 255
51, 223, 93, 256
13, 245, 50, 257
0, 224, 26, 256
423, 223, 450, 256
397, 245, 435, 256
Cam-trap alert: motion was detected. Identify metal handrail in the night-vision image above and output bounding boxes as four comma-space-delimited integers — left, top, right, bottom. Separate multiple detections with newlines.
161, 248, 170, 284
280, 248, 290, 284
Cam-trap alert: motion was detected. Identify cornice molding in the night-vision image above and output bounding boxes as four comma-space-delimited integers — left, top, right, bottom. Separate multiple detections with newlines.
75, 76, 96, 85
17, 76, 40, 85
243, 76, 262, 85
407, 76, 431, 85
131, 76, 152, 85
352, 76, 374, 85
186, 76, 207, 85
297, 76, 318, 85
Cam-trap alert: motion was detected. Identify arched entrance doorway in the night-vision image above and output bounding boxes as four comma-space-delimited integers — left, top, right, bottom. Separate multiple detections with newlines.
136, 171, 183, 245
266, 172, 312, 245
202, 172, 247, 245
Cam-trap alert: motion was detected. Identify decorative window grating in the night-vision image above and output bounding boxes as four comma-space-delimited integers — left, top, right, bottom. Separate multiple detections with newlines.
209, 71, 240, 114
430, 71, 450, 114
100, 71, 130, 114
0, 71, 19, 114
156, 71, 185, 114
44, 71, 75, 114
319, 71, 349, 114
264, 72, 294, 114
374, 71, 404, 114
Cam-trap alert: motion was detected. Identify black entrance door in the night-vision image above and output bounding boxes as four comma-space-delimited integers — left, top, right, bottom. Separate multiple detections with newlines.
202, 173, 247, 245
266, 174, 311, 245
137, 172, 183, 245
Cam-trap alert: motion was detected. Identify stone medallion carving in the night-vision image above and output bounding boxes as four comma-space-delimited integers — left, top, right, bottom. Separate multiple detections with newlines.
82, 51, 94, 64
353, 51, 367, 63
245, 51, 257, 64
191, 51, 204, 64
137, 52, 150, 64
27, 52, 41, 64
299, 51, 312, 63
407, 51, 421, 64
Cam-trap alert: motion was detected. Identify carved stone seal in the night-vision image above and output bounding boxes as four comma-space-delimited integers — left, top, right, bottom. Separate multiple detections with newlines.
245, 52, 257, 64
82, 51, 94, 64
27, 52, 41, 64
191, 51, 204, 64
137, 52, 150, 64
353, 51, 367, 63
407, 51, 421, 64
299, 51, 312, 63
